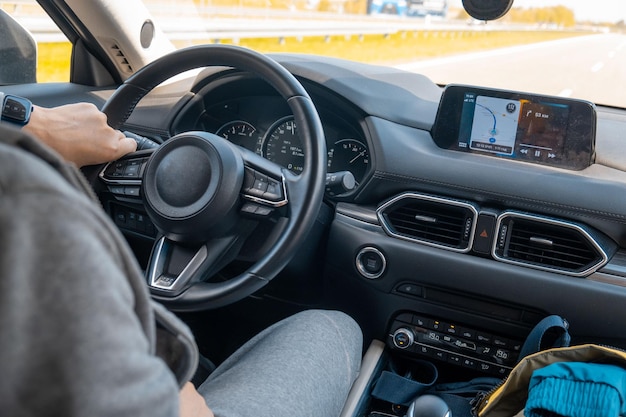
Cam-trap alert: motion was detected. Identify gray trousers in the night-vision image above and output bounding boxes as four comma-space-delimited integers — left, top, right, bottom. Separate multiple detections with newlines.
198, 310, 363, 417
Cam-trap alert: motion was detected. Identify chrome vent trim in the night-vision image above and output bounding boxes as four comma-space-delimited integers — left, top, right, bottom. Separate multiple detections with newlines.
493, 211, 609, 277
377, 193, 478, 253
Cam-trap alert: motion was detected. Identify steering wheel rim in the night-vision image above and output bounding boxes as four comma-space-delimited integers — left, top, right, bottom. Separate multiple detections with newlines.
101, 45, 326, 311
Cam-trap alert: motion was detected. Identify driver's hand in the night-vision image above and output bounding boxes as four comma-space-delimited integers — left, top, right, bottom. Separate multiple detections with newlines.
24, 102, 137, 167
179, 382, 214, 417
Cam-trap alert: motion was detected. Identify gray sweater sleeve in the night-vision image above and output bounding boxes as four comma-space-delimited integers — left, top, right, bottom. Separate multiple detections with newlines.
0, 134, 182, 416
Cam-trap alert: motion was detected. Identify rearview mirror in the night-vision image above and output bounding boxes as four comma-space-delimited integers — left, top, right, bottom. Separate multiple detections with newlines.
462, 0, 514, 21
0, 9, 37, 84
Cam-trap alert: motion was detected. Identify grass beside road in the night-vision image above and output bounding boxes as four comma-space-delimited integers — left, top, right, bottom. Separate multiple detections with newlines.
38, 30, 587, 82
208, 30, 586, 65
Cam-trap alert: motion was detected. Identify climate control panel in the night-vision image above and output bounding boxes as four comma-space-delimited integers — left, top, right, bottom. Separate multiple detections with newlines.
387, 312, 523, 376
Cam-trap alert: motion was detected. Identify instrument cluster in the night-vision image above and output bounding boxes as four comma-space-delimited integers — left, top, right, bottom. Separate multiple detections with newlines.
193, 93, 371, 198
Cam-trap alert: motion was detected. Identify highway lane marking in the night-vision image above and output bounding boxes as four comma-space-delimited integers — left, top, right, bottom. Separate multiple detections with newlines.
591, 62, 605, 72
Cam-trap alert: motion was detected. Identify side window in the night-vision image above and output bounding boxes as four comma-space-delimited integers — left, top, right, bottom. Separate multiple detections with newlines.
0, 2, 71, 83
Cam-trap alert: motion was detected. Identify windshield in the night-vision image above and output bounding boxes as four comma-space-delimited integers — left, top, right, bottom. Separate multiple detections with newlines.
7, 0, 626, 108
141, 0, 626, 109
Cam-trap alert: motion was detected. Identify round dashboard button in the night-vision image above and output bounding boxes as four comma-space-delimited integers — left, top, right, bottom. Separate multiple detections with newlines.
355, 247, 386, 279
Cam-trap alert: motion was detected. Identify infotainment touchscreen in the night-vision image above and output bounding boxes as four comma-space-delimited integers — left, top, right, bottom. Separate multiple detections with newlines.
431, 85, 596, 170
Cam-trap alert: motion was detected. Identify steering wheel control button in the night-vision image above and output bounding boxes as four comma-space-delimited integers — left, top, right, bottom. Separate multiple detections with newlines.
242, 169, 268, 197
241, 203, 258, 214
242, 167, 287, 206
108, 185, 141, 199
124, 160, 141, 177
102, 157, 148, 181
240, 202, 274, 217
251, 173, 269, 196
255, 206, 273, 216
104, 160, 127, 178
355, 247, 386, 279
109, 185, 125, 195
263, 178, 284, 201
124, 186, 140, 197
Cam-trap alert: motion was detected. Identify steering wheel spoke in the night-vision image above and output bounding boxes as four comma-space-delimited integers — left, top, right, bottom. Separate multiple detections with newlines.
147, 237, 208, 294
147, 235, 246, 297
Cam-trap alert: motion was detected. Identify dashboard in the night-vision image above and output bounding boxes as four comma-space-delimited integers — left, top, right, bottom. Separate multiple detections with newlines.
115, 53, 626, 301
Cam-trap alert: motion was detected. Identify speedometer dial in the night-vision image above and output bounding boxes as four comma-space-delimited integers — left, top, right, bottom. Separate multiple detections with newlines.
328, 138, 370, 185
216, 120, 262, 154
262, 116, 304, 174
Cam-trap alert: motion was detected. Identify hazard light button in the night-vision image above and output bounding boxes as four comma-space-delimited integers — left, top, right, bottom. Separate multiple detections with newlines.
472, 214, 497, 254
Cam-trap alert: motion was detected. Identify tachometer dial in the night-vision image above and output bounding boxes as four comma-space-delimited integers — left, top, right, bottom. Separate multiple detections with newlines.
328, 138, 369, 185
215, 120, 262, 154
262, 116, 304, 174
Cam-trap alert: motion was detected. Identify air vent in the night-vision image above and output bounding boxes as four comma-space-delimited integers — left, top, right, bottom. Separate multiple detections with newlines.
493, 212, 610, 276
377, 193, 478, 253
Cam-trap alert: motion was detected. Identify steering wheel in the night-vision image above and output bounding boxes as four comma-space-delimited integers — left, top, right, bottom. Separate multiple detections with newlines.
99, 45, 326, 311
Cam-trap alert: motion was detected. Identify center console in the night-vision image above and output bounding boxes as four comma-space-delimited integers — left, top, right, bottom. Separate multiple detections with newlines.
339, 312, 530, 417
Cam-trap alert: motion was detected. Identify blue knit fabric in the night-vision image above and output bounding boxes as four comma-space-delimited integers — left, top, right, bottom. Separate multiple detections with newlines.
525, 362, 626, 417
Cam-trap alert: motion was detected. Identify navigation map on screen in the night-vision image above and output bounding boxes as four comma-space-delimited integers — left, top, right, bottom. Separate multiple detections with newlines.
457, 92, 571, 164
469, 96, 521, 155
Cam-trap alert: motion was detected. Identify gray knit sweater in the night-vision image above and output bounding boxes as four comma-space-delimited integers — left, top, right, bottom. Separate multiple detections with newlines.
0, 126, 197, 416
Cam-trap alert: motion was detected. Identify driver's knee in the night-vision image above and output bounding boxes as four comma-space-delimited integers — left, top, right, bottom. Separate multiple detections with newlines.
277, 309, 363, 379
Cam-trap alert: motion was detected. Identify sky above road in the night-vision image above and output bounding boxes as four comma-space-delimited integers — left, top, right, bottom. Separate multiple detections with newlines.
450, 0, 626, 23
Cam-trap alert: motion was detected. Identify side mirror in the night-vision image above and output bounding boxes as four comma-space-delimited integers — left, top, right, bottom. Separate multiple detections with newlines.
0, 9, 37, 84
462, 0, 514, 21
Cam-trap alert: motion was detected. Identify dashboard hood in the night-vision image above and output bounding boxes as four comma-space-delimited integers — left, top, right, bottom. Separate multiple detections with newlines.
270, 53, 442, 132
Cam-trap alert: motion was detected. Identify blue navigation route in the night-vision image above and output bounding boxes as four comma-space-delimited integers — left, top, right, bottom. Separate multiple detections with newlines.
470, 96, 520, 155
